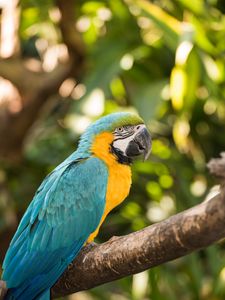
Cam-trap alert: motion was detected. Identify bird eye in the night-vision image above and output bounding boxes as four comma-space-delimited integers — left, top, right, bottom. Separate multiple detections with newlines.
118, 127, 123, 132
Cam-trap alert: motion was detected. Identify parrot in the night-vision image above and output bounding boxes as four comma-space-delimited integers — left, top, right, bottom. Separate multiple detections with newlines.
1, 112, 151, 300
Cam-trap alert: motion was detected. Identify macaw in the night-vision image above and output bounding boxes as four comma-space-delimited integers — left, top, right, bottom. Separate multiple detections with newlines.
1, 112, 151, 300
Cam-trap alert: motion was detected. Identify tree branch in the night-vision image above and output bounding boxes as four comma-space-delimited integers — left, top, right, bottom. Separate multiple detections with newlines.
51, 154, 225, 298
55, 0, 85, 80
56, 0, 85, 58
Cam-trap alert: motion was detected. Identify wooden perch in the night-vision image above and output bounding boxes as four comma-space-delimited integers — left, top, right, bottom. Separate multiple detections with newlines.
51, 153, 225, 298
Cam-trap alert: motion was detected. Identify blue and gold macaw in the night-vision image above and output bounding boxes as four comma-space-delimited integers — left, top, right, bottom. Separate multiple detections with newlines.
1, 112, 151, 300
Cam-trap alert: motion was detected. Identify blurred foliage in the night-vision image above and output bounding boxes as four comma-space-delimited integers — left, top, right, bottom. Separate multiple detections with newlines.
1, 0, 225, 299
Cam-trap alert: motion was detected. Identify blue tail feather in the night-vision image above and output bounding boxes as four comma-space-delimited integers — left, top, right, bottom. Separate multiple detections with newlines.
4, 238, 85, 300
4, 288, 50, 300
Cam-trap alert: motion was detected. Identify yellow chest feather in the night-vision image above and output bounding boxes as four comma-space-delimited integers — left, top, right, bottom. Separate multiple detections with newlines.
104, 160, 131, 214
87, 132, 131, 242
92, 132, 131, 213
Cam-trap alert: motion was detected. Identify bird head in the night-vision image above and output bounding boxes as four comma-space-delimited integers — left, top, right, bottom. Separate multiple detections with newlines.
77, 112, 151, 165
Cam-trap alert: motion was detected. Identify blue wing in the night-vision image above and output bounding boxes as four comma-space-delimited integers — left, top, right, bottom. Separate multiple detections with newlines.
2, 156, 108, 299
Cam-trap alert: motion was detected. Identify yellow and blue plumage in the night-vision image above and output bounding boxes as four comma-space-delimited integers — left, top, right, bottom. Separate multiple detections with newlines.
1, 112, 151, 300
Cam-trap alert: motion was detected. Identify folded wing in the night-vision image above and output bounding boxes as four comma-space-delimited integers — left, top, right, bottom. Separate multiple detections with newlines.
2, 157, 108, 298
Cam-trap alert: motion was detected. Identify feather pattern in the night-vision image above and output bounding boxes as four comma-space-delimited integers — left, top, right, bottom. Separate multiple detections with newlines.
2, 157, 108, 299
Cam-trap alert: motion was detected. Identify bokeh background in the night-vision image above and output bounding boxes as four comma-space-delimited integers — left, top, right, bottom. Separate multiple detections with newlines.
0, 0, 225, 299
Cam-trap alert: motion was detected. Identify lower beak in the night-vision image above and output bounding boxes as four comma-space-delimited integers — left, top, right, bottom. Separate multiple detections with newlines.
125, 127, 152, 161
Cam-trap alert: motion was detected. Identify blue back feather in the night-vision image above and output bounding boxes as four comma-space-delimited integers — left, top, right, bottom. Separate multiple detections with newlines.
2, 157, 108, 299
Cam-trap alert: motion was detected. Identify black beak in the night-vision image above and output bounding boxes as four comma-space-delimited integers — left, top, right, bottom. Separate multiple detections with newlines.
125, 127, 152, 161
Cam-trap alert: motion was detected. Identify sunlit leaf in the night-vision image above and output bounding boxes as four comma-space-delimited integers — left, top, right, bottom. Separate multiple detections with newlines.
191, 15, 217, 55
131, 0, 181, 49
177, 0, 205, 15
170, 66, 187, 110
173, 117, 190, 152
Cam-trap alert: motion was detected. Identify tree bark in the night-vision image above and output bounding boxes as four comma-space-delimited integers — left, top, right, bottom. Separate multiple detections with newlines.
51, 153, 225, 298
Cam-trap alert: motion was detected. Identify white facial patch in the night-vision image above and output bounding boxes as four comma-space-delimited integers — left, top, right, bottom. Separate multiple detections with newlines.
113, 134, 135, 153
112, 124, 146, 154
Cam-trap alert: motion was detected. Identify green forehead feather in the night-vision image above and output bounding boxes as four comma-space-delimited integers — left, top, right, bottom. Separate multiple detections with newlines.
109, 113, 144, 131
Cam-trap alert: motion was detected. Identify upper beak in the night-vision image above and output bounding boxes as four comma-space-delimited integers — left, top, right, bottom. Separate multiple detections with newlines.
125, 126, 152, 161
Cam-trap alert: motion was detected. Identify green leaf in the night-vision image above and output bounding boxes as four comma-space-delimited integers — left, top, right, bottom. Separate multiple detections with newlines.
132, 0, 181, 49
129, 79, 168, 122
